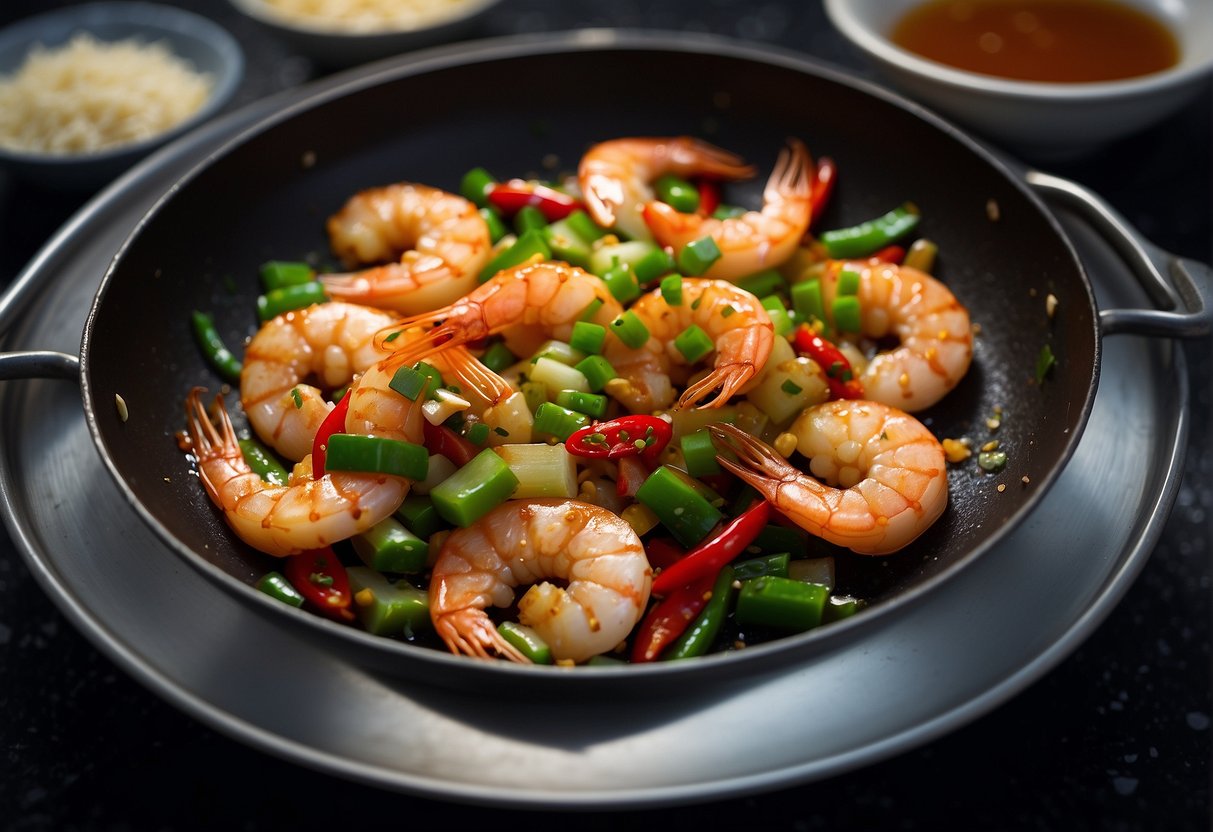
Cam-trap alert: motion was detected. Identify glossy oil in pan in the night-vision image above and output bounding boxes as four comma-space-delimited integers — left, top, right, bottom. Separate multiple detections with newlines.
80, 33, 1098, 691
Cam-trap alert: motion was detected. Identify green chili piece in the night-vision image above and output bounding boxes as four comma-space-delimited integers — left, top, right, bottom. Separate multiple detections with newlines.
660, 274, 684, 306
256, 281, 328, 321
555, 390, 609, 419
395, 494, 446, 540
634, 248, 677, 284
569, 321, 607, 355
347, 567, 430, 637
831, 295, 862, 333
680, 429, 723, 477
664, 565, 737, 661
389, 365, 429, 401
677, 236, 722, 276
978, 450, 1008, 472
430, 448, 520, 527
478, 229, 551, 282
238, 438, 288, 486
602, 263, 641, 303
565, 209, 607, 243
497, 621, 553, 664
256, 572, 305, 607
655, 174, 701, 213
465, 422, 491, 446
514, 204, 548, 235
543, 218, 592, 268
760, 295, 794, 336
352, 515, 429, 574
731, 552, 790, 581
746, 524, 809, 558
480, 206, 508, 243
820, 203, 921, 259
476, 341, 515, 373
673, 324, 714, 363
635, 465, 724, 548
823, 594, 862, 623
610, 310, 650, 349
324, 434, 429, 479
735, 269, 787, 298
574, 355, 617, 392
460, 166, 496, 207
837, 268, 861, 296
259, 261, 314, 291
790, 279, 826, 329
191, 310, 243, 383
532, 401, 590, 441
735, 575, 828, 632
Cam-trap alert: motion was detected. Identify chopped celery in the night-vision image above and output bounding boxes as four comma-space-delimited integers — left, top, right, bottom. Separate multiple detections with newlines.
493, 443, 578, 499
411, 453, 456, 496
430, 448, 519, 527
530, 356, 590, 395
531, 339, 586, 367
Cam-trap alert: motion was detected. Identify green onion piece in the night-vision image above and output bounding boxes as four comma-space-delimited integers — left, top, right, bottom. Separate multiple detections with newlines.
635, 465, 724, 548
578, 297, 605, 322
465, 422, 491, 446
790, 279, 826, 329
514, 204, 548, 235
190, 310, 243, 383
588, 240, 662, 277
543, 218, 592, 268
674, 324, 714, 363
677, 236, 722, 276
831, 295, 862, 333
352, 515, 429, 574
759, 295, 793, 337
978, 450, 1008, 472
429, 448, 520, 527
820, 203, 920, 259
634, 248, 677, 284
532, 401, 590, 441
610, 310, 650, 349
479, 229, 551, 283
460, 166, 496, 207
680, 429, 722, 477
1036, 344, 1056, 384
238, 438, 288, 486
555, 390, 609, 419
413, 362, 443, 399
290, 388, 303, 409
389, 365, 429, 401
660, 274, 684, 306
395, 494, 446, 540
497, 621, 553, 664
347, 567, 431, 637
735, 269, 787, 298
574, 355, 617, 392
837, 268, 861, 296
479, 341, 517, 373
731, 552, 791, 581
569, 321, 607, 355
256, 572, 305, 607
602, 263, 641, 303
781, 379, 803, 395
735, 575, 828, 632
324, 434, 429, 479
259, 261, 314, 291
712, 204, 747, 220
565, 209, 607, 243
664, 565, 737, 661
480, 206, 508, 244
257, 281, 327, 321
655, 174, 700, 213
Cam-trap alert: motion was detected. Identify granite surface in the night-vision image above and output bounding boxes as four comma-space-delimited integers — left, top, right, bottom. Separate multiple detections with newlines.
0, 1, 1209, 829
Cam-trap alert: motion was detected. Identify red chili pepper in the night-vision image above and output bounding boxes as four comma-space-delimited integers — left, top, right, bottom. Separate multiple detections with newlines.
870, 244, 905, 264
615, 454, 650, 498
422, 419, 478, 467
644, 537, 686, 571
793, 324, 865, 400
631, 571, 717, 662
311, 391, 351, 478
809, 156, 837, 228
651, 500, 770, 596
284, 547, 354, 622
566, 415, 672, 465
694, 178, 721, 217
487, 180, 581, 221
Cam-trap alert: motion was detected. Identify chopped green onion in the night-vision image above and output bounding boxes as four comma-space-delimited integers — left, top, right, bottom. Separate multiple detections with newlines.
602, 263, 641, 303
790, 279, 826, 329
634, 248, 677, 284
660, 273, 684, 306
429, 448, 520, 527
259, 261, 314, 291
190, 310, 243, 383
480, 341, 516, 373
480, 206, 508, 243
780, 379, 803, 395
610, 310, 650, 349
543, 218, 592, 268
569, 321, 607, 355
565, 209, 607, 243
460, 166, 496, 207
389, 365, 429, 401
514, 204, 548, 235
578, 297, 605, 322
290, 388, 303, 409
532, 401, 590, 441
479, 228, 551, 283
674, 324, 714, 363
465, 422, 491, 446
820, 203, 920, 259
555, 390, 609, 419
574, 355, 617, 392
831, 295, 862, 333
413, 362, 443, 399
324, 434, 429, 479
679, 429, 722, 477
759, 295, 793, 337
256, 281, 327, 321
837, 268, 861, 296
735, 269, 787, 299
677, 236, 722, 276
655, 174, 700, 213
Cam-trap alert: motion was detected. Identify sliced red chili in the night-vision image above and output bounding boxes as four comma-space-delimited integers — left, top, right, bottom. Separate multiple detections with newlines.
311, 390, 351, 478
487, 180, 581, 221
644, 537, 686, 571
793, 325, 865, 400
695, 178, 721, 217
565, 415, 672, 464
423, 419, 478, 467
631, 571, 717, 662
870, 244, 906, 264
283, 547, 354, 622
809, 156, 837, 229
650, 500, 770, 596
615, 454, 650, 498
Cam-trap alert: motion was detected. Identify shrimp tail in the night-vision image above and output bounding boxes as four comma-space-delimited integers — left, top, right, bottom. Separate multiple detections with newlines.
374, 319, 459, 361
443, 346, 514, 406
186, 387, 243, 500
767, 138, 812, 205
673, 136, 757, 179
678, 362, 756, 410
435, 609, 531, 663
707, 423, 801, 501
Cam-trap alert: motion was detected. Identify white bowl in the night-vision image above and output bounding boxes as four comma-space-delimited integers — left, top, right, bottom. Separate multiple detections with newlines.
824, 0, 1213, 154
0, 2, 243, 190
227, 0, 502, 68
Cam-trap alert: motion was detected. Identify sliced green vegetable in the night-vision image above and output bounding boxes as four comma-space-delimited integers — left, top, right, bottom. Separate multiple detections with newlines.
760, 295, 793, 337
735, 575, 828, 632
831, 295, 862, 333
352, 515, 429, 574
735, 269, 787, 299
677, 236, 722, 276
394, 494, 445, 540
532, 401, 590, 441
480, 206, 508, 243
238, 438, 288, 486
731, 552, 790, 581
602, 263, 641, 303
655, 174, 700, 213
820, 203, 920, 259
259, 261, 314, 291
790, 279, 826, 328
514, 204, 548, 235
460, 166, 496, 207
256, 571, 305, 607
480, 341, 516, 373
588, 240, 662, 277
979, 450, 1008, 472
569, 321, 607, 355
479, 228, 551, 282
837, 268, 861, 296
574, 355, 617, 392
635, 465, 724, 548
660, 273, 684, 306
389, 365, 430, 401
465, 421, 491, 446
430, 448, 520, 527
324, 434, 429, 479
257, 282, 327, 321
712, 204, 746, 220
634, 248, 677, 284
497, 621, 553, 664
746, 524, 809, 558
680, 429, 722, 477
663, 565, 736, 661
191, 310, 243, 383
565, 209, 607, 244
1036, 344, 1056, 384
673, 324, 714, 364
823, 594, 861, 623
555, 390, 609, 419
347, 567, 430, 637
543, 217, 592, 268
610, 310, 650, 349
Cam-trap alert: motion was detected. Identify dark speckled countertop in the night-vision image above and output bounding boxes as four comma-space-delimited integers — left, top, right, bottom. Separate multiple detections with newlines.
1, 1, 1209, 829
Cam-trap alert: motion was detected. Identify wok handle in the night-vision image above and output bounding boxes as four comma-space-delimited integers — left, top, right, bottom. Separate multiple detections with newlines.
0, 351, 80, 381
1027, 171, 1210, 338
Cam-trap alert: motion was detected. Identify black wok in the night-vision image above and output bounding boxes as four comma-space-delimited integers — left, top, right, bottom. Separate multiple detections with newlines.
3, 32, 1207, 693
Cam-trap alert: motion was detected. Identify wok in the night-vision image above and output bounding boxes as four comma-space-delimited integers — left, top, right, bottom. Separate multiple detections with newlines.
0, 32, 1207, 693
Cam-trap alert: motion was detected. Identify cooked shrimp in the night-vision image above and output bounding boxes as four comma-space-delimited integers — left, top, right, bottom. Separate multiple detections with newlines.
708, 401, 947, 555
579, 136, 755, 241
820, 260, 972, 411
321, 183, 491, 315
241, 302, 395, 462
429, 499, 652, 664
604, 278, 775, 412
643, 139, 812, 281
185, 388, 410, 557
374, 261, 623, 368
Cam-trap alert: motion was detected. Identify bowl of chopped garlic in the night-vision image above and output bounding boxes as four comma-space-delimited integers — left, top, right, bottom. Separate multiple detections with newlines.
227, 0, 502, 68
0, 2, 243, 190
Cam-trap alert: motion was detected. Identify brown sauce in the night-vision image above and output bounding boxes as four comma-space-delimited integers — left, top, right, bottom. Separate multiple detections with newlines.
890, 0, 1180, 83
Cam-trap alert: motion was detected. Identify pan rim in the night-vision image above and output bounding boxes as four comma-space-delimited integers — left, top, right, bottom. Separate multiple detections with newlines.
78, 29, 1103, 687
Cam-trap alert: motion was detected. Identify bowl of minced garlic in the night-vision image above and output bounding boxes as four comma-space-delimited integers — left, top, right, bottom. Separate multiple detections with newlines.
0, 2, 242, 189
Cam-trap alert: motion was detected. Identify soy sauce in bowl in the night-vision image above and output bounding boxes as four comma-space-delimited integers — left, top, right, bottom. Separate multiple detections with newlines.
890, 0, 1180, 83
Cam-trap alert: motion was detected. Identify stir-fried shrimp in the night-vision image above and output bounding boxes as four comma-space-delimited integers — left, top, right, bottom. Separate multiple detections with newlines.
429, 499, 652, 663
643, 139, 812, 281
241, 302, 394, 462
322, 183, 491, 315
185, 388, 411, 557
821, 260, 972, 411
709, 401, 947, 555
579, 136, 755, 242
604, 278, 775, 412
374, 260, 623, 368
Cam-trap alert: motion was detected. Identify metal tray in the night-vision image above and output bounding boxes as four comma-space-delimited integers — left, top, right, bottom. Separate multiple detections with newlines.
0, 72, 1190, 810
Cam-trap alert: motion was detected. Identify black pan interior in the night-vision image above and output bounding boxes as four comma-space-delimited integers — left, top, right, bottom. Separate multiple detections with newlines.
82, 40, 1097, 650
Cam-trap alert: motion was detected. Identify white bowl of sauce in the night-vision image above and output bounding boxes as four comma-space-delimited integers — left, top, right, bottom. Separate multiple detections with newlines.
824, 0, 1213, 154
